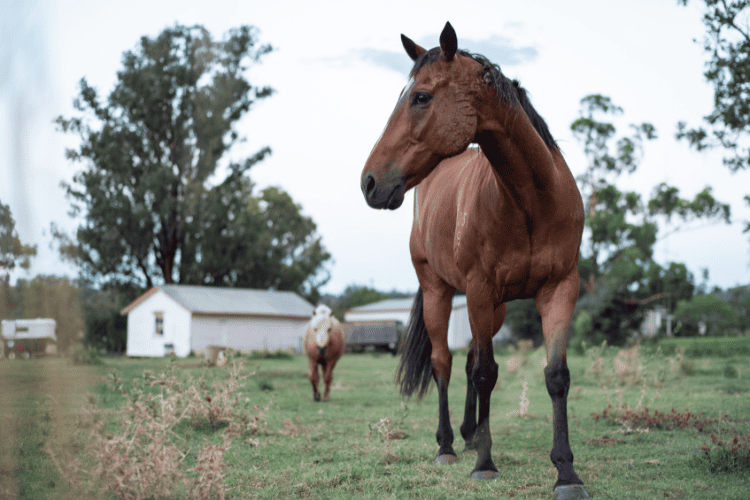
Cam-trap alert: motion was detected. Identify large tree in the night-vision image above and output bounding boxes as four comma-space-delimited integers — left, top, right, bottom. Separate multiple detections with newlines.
572, 95, 730, 344
56, 24, 330, 299
0, 200, 36, 275
677, 0, 750, 233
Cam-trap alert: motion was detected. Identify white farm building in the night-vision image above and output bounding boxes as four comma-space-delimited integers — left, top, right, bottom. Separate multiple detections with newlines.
345, 296, 511, 350
122, 285, 314, 357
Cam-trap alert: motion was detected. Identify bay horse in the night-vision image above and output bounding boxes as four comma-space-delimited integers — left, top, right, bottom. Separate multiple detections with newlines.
360, 22, 588, 500
304, 305, 345, 402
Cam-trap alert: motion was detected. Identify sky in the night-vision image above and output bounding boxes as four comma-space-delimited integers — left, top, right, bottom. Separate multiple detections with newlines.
2, 0, 750, 296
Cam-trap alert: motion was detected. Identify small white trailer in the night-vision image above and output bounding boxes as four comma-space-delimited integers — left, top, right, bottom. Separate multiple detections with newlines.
1, 319, 57, 359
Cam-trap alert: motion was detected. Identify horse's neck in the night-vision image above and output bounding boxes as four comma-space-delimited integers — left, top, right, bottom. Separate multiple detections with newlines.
475, 102, 562, 216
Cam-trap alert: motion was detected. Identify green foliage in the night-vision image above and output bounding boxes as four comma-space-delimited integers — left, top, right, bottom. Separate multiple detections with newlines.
673, 293, 740, 336
0, 199, 36, 274
504, 298, 543, 344
659, 335, 750, 357
69, 343, 104, 365
55, 24, 331, 299
329, 284, 407, 319
677, 0, 750, 235
248, 349, 294, 360
572, 94, 728, 345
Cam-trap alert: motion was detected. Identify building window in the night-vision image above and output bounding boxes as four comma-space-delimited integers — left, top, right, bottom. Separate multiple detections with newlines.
155, 312, 164, 336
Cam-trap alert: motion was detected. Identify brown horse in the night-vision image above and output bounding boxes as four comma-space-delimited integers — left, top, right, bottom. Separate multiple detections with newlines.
304, 305, 345, 402
360, 22, 588, 500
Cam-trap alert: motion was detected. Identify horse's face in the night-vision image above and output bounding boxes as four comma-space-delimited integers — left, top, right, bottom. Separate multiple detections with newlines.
310, 316, 333, 349
361, 22, 480, 210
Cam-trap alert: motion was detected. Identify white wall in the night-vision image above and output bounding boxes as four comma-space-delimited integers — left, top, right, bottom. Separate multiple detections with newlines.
345, 310, 412, 325
191, 315, 308, 354
126, 290, 191, 357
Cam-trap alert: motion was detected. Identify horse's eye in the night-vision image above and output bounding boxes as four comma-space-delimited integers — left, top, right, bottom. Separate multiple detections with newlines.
413, 92, 432, 105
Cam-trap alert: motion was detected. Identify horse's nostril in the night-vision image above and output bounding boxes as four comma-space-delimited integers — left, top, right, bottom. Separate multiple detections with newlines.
363, 173, 376, 196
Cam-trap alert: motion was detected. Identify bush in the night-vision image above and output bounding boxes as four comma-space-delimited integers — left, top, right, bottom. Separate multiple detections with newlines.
659, 336, 750, 357
69, 344, 104, 366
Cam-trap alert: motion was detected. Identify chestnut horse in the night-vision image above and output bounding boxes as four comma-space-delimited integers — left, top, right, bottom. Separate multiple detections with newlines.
360, 23, 588, 500
304, 305, 345, 402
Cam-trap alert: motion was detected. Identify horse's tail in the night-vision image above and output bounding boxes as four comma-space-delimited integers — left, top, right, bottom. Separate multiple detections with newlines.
396, 287, 433, 399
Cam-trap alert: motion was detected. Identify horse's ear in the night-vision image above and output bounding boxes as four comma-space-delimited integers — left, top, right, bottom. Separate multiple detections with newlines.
401, 34, 426, 61
439, 21, 457, 62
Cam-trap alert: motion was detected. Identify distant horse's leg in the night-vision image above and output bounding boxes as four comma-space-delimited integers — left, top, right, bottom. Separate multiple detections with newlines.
308, 355, 321, 402
421, 279, 456, 464
461, 302, 505, 452
322, 358, 337, 402
537, 274, 589, 500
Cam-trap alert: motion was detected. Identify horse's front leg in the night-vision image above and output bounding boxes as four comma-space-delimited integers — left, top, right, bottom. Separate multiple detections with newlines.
461, 303, 506, 452
308, 355, 321, 402
537, 274, 589, 500
466, 284, 500, 480
422, 283, 457, 464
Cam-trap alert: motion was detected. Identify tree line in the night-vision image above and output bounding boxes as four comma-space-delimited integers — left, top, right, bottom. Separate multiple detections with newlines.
3, 2, 750, 352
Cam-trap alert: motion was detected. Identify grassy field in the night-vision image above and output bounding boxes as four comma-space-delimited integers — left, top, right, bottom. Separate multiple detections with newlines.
1, 344, 749, 499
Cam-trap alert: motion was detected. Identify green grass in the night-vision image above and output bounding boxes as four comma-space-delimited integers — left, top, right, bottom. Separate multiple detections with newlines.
2, 346, 750, 499
659, 335, 750, 357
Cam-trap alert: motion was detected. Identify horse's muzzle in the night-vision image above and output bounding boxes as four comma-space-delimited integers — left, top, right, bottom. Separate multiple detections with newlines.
361, 173, 405, 210
318, 346, 327, 357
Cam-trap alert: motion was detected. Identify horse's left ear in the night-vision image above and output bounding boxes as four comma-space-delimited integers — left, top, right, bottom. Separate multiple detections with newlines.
439, 21, 457, 61
402, 34, 426, 61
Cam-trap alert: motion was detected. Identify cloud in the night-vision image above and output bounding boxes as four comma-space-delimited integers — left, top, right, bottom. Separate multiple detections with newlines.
352, 34, 538, 75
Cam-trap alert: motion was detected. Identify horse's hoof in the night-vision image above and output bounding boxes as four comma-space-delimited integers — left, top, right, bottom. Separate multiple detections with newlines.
470, 470, 499, 481
553, 484, 590, 500
313, 394, 321, 402
462, 441, 476, 454
433, 454, 458, 465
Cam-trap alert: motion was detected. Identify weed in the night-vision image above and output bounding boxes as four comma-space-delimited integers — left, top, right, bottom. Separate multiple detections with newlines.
723, 364, 739, 379
694, 431, 750, 473
69, 344, 103, 366
47, 359, 268, 499
592, 404, 730, 432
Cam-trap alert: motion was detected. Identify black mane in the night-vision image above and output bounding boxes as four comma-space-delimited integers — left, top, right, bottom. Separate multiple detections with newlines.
408, 48, 558, 151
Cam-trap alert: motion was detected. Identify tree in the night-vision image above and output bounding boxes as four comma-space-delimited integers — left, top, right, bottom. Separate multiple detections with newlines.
328, 285, 411, 320
19, 275, 84, 353
0, 200, 36, 275
572, 95, 729, 344
55, 24, 329, 298
673, 293, 740, 335
677, 0, 750, 233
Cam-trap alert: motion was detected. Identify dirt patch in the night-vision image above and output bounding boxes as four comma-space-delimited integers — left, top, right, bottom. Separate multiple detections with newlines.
585, 436, 626, 447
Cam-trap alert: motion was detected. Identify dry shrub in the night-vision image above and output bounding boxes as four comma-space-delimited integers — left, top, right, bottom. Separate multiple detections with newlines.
48, 359, 267, 500
505, 355, 522, 374
517, 340, 534, 354
189, 434, 231, 500
592, 403, 730, 433
614, 345, 643, 386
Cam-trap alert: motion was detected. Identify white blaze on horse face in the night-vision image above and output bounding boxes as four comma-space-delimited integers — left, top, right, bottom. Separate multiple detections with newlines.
371, 77, 416, 152
314, 319, 330, 348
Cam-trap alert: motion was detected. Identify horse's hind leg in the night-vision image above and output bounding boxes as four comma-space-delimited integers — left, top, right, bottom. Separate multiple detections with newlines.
461, 303, 506, 452
308, 355, 321, 402
536, 274, 589, 499
459, 339, 477, 451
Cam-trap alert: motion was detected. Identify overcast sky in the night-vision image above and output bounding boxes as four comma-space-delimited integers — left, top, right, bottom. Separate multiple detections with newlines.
2, 0, 750, 295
